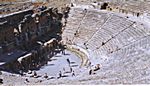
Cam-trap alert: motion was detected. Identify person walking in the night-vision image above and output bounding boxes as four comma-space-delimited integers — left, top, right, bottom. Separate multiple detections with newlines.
67, 58, 71, 67
66, 58, 70, 64
70, 67, 73, 72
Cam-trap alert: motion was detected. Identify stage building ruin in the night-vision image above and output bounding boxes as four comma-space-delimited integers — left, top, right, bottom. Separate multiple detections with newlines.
0, 3, 70, 73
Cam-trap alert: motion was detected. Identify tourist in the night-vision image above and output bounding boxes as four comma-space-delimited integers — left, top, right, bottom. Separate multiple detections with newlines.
137, 13, 140, 17
25, 78, 29, 83
93, 64, 100, 71
66, 58, 70, 65
96, 64, 100, 69
71, 3, 74, 7
33, 71, 37, 77
63, 68, 65, 71
63, 49, 66, 55
72, 71, 75, 76
61, 45, 65, 55
102, 42, 105, 46
0, 79, 3, 84
20, 70, 24, 76
89, 69, 92, 75
58, 71, 62, 79
87, 61, 91, 68
44, 73, 48, 79
84, 8, 87, 13
63, 68, 66, 74
70, 67, 73, 72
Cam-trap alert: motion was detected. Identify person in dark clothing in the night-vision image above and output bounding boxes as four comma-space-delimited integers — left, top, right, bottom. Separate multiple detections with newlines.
25, 78, 29, 83
93, 64, 100, 71
89, 69, 92, 75
67, 58, 70, 64
72, 71, 75, 76
33, 71, 37, 76
102, 42, 105, 46
70, 67, 73, 72
0, 79, 3, 84
20, 70, 24, 76
44, 73, 48, 79
71, 3, 74, 7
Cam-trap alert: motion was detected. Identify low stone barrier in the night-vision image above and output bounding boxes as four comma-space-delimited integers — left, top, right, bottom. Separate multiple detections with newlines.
66, 44, 90, 67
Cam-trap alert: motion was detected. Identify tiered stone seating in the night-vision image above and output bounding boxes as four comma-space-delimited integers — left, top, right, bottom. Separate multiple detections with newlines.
86, 36, 150, 84
63, 8, 150, 80
62, 8, 87, 42
63, 8, 111, 46
109, 35, 150, 68
60, 3, 150, 84
86, 15, 133, 50
110, 35, 150, 58
95, 22, 150, 55
74, 11, 111, 41
86, 29, 112, 50
73, 28, 96, 41
81, 11, 110, 29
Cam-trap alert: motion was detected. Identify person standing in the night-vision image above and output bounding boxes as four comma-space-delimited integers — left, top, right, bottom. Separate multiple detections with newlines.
67, 59, 70, 64
44, 73, 48, 79
89, 69, 92, 75
0, 79, 3, 84
72, 71, 75, 77
33, 71, 37, 77
70, 67, 73, 72
58, 71, 62, 79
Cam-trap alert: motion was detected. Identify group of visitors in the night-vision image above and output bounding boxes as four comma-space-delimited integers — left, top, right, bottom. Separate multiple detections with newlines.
57, 58, 76, 79
88, 64, 101, 75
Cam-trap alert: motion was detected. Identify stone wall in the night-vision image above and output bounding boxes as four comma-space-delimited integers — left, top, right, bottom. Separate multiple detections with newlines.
0, 1, 32, 15
0, 5, 70, 73
0, 9, 34, 53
